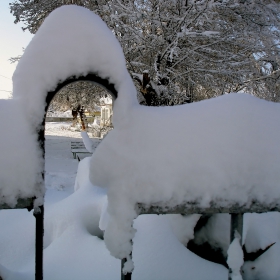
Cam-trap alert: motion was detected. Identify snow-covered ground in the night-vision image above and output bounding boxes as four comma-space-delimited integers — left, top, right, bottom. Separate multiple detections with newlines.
46, 110, 72, 118
0, 122, 279, 280
45, 122, 82, 138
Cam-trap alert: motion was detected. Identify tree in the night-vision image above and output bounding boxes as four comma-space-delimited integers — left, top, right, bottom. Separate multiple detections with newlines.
48, 81, 109, 113
10, 0, 280, 106
47, 81, 113, 135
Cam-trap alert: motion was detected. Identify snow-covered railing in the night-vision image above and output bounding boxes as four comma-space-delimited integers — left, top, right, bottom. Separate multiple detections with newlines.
137, 202, 280, 215
122, 203, 280, 280
0, 198, 34, 210
117, 200, 280, 280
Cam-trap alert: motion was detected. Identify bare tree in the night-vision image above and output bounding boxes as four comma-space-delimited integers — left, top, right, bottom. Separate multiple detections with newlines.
49, 81, 109, 112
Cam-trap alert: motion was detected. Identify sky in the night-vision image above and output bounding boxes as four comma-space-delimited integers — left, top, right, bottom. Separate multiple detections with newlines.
0, 1, 33, 99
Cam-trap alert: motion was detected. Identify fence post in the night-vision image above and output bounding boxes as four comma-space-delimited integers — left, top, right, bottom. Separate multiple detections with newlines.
121, 258, 132, 280
34, 205, 44, 280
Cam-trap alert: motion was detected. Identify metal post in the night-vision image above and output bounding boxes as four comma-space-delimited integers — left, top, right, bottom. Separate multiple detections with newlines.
34, 205, 44, 280
229, 213, 243, 280
230, 213, 243, 243
121, 258, 132, 280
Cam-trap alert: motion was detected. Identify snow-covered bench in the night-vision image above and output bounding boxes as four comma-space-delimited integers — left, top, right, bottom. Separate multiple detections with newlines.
71, 141, 92, 159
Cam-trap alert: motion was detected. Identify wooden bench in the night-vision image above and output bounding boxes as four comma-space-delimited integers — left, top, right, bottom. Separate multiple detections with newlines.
71, 141, 92, 159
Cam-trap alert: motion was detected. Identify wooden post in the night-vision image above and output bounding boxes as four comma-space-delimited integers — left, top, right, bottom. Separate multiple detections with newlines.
229, 213, 243, 280
34, 205, 44, 280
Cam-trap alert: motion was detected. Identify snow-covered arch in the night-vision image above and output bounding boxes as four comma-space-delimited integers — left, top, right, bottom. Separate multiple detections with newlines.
6, 5, 138, 206
46, 73, 118, 105
12, 5, 137, 129
0, 5, 137, 280
43, 73, 118, 137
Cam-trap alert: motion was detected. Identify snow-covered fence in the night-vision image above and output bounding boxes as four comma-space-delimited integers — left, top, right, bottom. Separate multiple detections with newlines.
0, 5, 121, 279
1, 5, 280, 280
131, 204, 280, 280
0, 198, 34, 210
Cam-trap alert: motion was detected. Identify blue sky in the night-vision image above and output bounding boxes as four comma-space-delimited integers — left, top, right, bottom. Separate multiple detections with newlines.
0, 0, 33, 98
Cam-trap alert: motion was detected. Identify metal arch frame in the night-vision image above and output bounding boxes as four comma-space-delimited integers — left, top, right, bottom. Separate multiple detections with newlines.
45, 73, 118, 106
34, 73, 118, 280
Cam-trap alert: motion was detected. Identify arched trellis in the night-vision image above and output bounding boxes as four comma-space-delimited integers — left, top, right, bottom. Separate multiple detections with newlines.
34, 73, 118, 280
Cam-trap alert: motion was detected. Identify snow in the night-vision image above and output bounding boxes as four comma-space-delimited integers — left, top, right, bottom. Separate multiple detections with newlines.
47, 110, 72, 117
89, 93, 280, 265
1, 3, 134, 206
1, 4, 280, 279
0, 124, 228, 280
0, 123, 280, 279
81, 131, 95, 153
227, 232, 244, 280
92, 93, 280, 209
0, 99, 43, 207
12, 5, 138, 130
45, 122, 76, 136
192, 214, 231, 257
167, 214, 201, 246
242, 243, 280, 280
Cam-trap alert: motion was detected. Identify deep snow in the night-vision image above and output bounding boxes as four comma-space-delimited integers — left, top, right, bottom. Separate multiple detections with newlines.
0, 99, 43, 207
1, 5, 280, 280
4, 5, 280, 266
0, 124, 228, 280
0, 123, 280, 280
